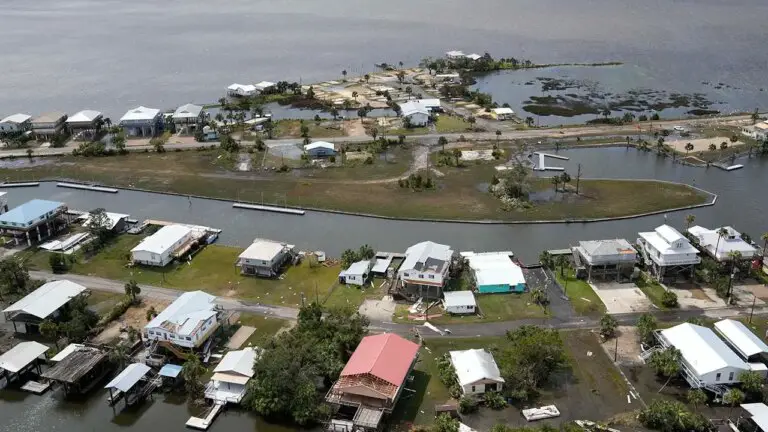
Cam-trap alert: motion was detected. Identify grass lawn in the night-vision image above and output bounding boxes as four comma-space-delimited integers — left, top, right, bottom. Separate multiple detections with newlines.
393, 292, 547, 324
322, 278, 387, 310
554, 267, 606, 315
386, 127, 429, 136
272, 119, 346, 139
24, 238, 341, 307
434, 115, 472, 133
635, 276, 670, 309
236, 313, 291, 347
3, 152, 708, 222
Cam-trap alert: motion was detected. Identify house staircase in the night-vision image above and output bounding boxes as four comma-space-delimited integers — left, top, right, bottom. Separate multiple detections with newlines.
158, 341, 191, 360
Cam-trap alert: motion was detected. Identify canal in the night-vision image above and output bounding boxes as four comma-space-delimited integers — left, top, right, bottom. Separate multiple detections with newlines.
3, 147, 766, 265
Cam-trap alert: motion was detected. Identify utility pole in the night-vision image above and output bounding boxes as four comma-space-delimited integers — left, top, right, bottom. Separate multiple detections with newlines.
575, 163, 582, 195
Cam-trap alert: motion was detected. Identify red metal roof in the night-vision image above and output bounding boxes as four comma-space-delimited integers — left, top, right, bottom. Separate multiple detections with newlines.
340, 333, 419, 386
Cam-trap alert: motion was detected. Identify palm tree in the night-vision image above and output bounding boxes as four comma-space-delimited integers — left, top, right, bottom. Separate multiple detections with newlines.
685, 214, 696, 230
551, 176, 560, 192
525, 117, 534, 127
684, 143, 694, 155
109, 344, 130, 370
715, 227, 729, 257
352, 91, 358, 101
495, 130, 502, 142
398, 61, 404, 69
761, 232, 768, 258
341, 69, 347, 81
555, 255, 568, 277
538, 251, 553, 269
708, 143, 717, 152
364, 74, 370, 83
405, 86, 413, 100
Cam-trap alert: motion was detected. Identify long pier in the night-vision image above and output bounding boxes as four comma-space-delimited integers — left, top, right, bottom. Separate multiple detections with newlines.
186, 402, 224, 430
232, 203, 305, 215
0, 182, 40, 187
57, 183, 119, 193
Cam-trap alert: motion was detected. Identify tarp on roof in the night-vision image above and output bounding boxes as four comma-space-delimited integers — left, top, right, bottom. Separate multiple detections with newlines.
3, 280, 87, 320
51, 343, 85, 362
0, 341, 49, 373
341, 333, 419, 386
715, 319, 768, 358
105, 363, 151, 392
159, 364, 183, 378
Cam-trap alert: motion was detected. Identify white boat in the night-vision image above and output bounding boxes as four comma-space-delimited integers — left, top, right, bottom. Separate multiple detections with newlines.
522, 404, 560, 421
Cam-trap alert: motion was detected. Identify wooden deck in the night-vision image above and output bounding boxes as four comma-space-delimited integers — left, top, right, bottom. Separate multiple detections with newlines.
20, 380, 51, 394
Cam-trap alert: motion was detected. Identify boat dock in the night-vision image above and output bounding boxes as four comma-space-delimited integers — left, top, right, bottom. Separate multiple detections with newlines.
57, 183, 119, 193
0, 182, 40, 188
186, 402, 224, 430
232, 202, 305, 215
20, 380, 51, 394
533, 152, 566, 171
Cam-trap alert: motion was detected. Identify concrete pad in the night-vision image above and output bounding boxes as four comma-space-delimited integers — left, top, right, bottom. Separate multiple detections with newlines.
358, 296, 396, 322
666, 284, 722, 309
591, 282, 653, 314
226, 325, 256, 349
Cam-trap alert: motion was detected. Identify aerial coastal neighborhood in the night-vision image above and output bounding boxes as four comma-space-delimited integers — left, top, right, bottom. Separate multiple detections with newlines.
1, 24, 768, 432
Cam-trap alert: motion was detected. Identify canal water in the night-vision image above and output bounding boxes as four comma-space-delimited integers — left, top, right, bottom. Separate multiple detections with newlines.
1, 0, 767, 120
3, 148, 766, 266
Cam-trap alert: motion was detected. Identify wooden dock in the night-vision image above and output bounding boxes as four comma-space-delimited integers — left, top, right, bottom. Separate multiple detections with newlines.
57, 182, 119, 193
186, 402, 224, 430
0, 182, 40, 188
232, 203, 305, 215
20, 380, 51, 394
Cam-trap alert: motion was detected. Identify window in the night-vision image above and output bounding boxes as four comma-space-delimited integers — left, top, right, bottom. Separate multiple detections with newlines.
419, 274, 424, 278
471, 385, 476, 393
715, 373, 721, 381
186, 337, 191, 341
148, 331, 154, 335
728, 372, 734, 381
428, 274, 434, 279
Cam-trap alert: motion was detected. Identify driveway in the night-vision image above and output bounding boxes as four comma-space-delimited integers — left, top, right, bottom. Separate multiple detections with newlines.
592, 281, 653, 314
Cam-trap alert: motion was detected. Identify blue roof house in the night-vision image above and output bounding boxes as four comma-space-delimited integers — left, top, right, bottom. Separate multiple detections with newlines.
0, 199, 68, 246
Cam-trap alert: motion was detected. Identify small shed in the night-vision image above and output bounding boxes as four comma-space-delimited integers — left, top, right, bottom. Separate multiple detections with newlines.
0, 341, 49, 380
105, 363, 154, 407
491, 107, 514, 120
339, 260, 373, 286
449, 349, 504, 395
443, 291, 477, 314
463, 252, 526, 293
304, 141, 336, 158
714, 319, 768, 363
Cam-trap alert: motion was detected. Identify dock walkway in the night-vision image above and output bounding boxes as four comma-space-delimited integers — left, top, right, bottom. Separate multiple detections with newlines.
232, 203, 305, 215
186, 402, 224, 430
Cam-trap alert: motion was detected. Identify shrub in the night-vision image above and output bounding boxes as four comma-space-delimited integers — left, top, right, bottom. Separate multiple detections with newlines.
484, 392, 507, 410
364, 156, 373, 165
661, 290, 679, 308
599, 314, 618, 339
329, 155, 336, 163
97, 296, 133, 326
49, 253, 71, 274
458, 396, 479, 414
278, 164, 290, 172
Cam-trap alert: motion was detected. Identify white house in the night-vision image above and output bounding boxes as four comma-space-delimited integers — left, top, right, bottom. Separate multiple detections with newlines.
462, 251, 526, 294
144, 291, 219, 349
656, 323, 766, 391
227, 83, 256, 97
714, 319, 768, 363
637, 224, 700, 281
172, 103, 205, 131
3, 280, 87, 333
131, 224, 194, 267
687, 225, 758, 262
491, 107, 515, 121
449, 349, 504, 395
415, 99, 442, 112
0, 113, 32, 134
254, 81, 276, 93
31, 112, 68, 139
206, 347, 259, 404
237, 238, 294, 277
119, 106, 163, 137
399, 101, 430, 127
398, 241, 454, 299
339, 260, 373, 286
66, 109, 103, 139
443, 291, 476, 314
304, 141, 337, 158
465, 53, 482, 61
445, 50, 466, 59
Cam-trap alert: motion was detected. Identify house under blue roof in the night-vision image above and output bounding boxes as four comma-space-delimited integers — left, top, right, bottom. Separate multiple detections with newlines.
0, 199, 65, 228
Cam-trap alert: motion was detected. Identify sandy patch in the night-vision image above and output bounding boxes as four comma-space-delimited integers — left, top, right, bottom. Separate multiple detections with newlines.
600, 326, 643, 365
460, 149, 495, 161
345, 151, 372, 161
345, 119, 367, 137
592, 282, 653, 314
358, 296, 396, 322
667, 137, 744, 152
93, 298, 170, 344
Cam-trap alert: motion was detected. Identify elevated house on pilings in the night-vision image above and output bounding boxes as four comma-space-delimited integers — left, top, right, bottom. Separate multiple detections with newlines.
637, 224, 700, 282
396, 241, 455, 301
0, 199, 71, 246
572, 239, 638, 282
3, 280, 88, 334
326, 333, 420, 432
42, 346, 111, 395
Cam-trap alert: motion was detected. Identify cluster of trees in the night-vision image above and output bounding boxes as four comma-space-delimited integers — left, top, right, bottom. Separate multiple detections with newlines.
242, 303, 370, 425
39, 293, 99, 344
550, 172, 572, 193
639, 399, 713, 432
0, 258, 38, 301
495, 326, 568, 401
398, 172, 434, 190
219, 134, 240, 153
340, 244, 374, 268
498, 162, 532, 200
419, 54, 534, 76
435, 149, 463, 167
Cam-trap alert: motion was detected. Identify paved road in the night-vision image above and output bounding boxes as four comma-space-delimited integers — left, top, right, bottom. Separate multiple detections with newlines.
31, 270, 768, 338
6, 114, 755, 159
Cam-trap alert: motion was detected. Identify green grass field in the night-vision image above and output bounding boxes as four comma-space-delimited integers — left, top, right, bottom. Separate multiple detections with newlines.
554, 266, 606, 315
635, 276, 670, 309
235, 313, 292, 348
392, 292, 547, 324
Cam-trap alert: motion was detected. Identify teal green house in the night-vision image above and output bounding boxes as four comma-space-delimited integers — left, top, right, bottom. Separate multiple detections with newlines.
463, 251, 526, 294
